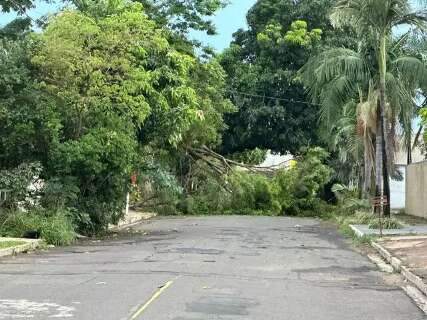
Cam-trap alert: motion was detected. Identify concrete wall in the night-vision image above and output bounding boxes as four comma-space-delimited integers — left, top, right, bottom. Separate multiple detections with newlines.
390, 165, 406, 210
406, 161, 427, 218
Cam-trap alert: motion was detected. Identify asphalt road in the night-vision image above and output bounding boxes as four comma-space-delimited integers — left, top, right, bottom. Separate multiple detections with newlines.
0, 216, 424, 320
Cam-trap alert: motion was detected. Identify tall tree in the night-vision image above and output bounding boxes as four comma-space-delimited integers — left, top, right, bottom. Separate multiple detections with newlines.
218, 0, 357, 156
71, 0, 226, 35
136, 0, 226, 35
0, 0, 37, 12
27, 1, 228, 231
301, 43, 427, 196
0, 18, 60, 169
330, 0, 427, 216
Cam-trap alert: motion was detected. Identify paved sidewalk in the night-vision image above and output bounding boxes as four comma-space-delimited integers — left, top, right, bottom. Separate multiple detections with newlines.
351, 224, 427, 237
376, 236, 427, 282
373, 236, 427, 312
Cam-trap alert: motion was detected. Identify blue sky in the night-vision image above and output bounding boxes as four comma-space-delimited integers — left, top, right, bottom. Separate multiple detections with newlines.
191, 0, 257, 51
0, 0, 420, 51
0, 0, 256, 51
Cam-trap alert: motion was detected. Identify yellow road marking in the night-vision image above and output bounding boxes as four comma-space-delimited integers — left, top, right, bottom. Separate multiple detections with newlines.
130, 280, 174, 320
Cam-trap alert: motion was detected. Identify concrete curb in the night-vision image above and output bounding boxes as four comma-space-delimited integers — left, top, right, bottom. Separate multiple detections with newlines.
366, 253, 394, 273
402, 285, 427, 314
0, 238, 42, 259
349, 224, 364, 238
371, 240, 427, 313
371, 241, 403, 271
109, 212, 157, 231
350, 224, 427, 237
401, 266, 427, 297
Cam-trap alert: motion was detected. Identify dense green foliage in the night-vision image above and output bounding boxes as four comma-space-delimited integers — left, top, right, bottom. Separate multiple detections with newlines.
0, 208, 76, 245
136, 0, 226, 35
178, 148, 332, 217
0, 1, 233, 236
1, 0, 425, 245
0, 0, 37, 13
0, 240, 26, 249
218, 0, 356, 156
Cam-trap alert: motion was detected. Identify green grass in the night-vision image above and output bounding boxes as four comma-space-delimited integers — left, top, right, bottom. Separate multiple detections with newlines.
0, 209, 76, 246
0, 240, 26, 249
368, 217, 404, 230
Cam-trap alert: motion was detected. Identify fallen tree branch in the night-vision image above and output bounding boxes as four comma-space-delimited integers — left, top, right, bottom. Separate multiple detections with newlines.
188, 145, 293, 174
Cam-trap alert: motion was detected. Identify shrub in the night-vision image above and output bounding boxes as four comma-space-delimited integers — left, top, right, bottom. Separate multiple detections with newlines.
369, 218, 404, 230
231, 148, 268, 165
227, 172, 280, 215
50, 127, 138, 234
331, 184, 370, 215
275, 147, 332, 215
352, 211, 376, 224
173, 147, 332, 217
0, 162, 42, 209
0, 208, 76, 246
178, 177, 230, 215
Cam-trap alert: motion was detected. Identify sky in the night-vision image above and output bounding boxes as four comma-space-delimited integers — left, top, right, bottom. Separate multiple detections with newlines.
190, 0, 257, 51
0, 0, 257, 52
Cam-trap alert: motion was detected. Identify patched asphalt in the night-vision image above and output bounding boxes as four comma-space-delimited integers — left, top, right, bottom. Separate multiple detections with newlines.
0, 216, 424, 319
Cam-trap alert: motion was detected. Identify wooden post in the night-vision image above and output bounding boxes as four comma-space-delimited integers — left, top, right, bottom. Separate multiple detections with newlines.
372, 196, 388, 237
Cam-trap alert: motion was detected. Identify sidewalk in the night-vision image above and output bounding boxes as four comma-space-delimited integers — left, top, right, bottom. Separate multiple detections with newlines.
376, 236, 427, 280
373, 236, 427, 312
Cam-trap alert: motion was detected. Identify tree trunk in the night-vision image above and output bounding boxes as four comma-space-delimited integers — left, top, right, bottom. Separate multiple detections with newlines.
382, 116, 391, 217
363, 133, 372, 197
413, 125, 423, 151
358, 165, 364, 199
376, 35, 389, 216
375, 105, 384, 215
382, 137, 391, 217
407, 121, 413, 165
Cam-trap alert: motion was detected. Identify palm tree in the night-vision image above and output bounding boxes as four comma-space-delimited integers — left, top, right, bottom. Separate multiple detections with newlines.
301, 47, 376, 197
404, 31, 427, 160
303, 0, 427, 216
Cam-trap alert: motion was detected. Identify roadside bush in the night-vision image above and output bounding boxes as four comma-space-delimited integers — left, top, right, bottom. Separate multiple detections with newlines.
369, 218, 404, 230
172, 147, 332, 217
227, 172, 280, 215
331, 184, 370, 215
49, 127, 138, 234
0, 208, 76, 246
335, 210, 375, 226
0, 162, 42, 209
178, 177, 230, 215
275, 147, 332, 215
131, 163, 184, 215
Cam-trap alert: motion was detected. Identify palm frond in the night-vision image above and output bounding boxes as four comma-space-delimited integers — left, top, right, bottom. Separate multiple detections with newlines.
392, 56, 427, 88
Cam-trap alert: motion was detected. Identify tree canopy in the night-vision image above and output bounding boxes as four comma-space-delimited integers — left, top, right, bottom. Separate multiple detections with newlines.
218, 0, 357, 156
1, 0, 426, 236
0, 0, 234, 232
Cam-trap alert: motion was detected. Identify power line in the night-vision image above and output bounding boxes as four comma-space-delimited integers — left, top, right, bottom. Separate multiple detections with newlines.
225, 89, 322, 106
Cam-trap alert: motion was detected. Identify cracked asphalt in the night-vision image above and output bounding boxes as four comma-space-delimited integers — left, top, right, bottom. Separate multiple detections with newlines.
0, 216, 425, 319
